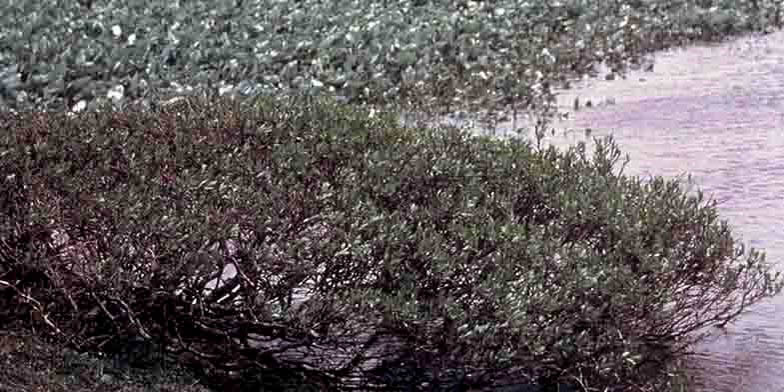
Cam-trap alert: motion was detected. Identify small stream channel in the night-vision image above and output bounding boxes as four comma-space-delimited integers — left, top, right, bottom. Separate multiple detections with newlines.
453, 30, 784, 392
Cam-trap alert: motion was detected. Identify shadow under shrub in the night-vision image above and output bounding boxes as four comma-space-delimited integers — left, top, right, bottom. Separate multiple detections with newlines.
0, 95, 781, 391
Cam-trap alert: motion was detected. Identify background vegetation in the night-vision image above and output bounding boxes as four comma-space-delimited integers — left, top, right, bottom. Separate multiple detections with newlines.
1, 0, 783, 121
1, 1, 784, 392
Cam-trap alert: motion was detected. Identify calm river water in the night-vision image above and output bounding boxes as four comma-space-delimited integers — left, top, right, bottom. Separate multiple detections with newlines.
458, 30, 784, 392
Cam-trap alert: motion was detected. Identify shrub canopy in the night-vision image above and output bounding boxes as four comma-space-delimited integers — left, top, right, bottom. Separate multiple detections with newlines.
1, 95, 781, 391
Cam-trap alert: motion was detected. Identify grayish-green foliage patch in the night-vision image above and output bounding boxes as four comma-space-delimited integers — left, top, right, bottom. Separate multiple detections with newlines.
1, 0, 782, 121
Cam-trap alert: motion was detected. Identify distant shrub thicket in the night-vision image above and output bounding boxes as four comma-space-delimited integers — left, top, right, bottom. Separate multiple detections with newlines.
1, 96, 781, 391
0, 0, 782, 122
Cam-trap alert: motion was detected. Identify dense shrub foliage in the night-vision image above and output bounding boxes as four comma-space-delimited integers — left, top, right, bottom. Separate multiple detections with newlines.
1, 96, 781, 391
0, 0, 782, 121
2, 0, 783, 391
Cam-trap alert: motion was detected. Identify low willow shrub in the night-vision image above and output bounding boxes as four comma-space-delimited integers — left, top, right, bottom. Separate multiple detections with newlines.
1, 95, 781, 391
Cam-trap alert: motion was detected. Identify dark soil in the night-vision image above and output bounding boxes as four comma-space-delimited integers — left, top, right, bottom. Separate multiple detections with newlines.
0, 326, 210, 392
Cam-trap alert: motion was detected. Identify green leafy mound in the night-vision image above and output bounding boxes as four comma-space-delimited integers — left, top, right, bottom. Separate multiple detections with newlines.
1, 95, 781, 391
1, 0, 782, 119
